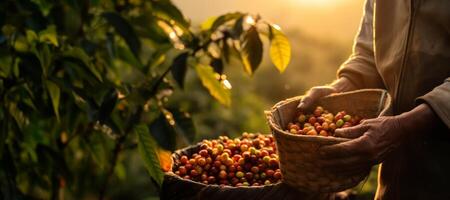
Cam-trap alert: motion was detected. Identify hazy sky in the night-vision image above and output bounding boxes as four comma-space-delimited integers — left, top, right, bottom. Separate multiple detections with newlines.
173, 0, 365, 42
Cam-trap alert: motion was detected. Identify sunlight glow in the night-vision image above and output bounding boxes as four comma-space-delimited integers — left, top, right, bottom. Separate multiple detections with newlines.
272, 24, 281, 31
288, 0, 337, 7
222, 79, 232, 89
245, 16, 256, 25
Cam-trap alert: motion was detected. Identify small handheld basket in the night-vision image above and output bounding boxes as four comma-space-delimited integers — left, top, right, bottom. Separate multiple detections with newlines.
266, 89, 392, 193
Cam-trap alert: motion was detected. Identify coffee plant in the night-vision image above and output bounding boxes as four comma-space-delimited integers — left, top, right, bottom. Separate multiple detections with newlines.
0, 0, 291, 199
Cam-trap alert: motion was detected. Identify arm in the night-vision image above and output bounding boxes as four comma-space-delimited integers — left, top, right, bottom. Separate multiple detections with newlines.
298, 0, 383, 109
416, 78, 450, 129
337, 0, 385, 90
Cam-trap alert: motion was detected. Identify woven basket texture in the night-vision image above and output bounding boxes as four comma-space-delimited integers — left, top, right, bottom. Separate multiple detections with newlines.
161, 144, 337, 200
266, 89, 392, 193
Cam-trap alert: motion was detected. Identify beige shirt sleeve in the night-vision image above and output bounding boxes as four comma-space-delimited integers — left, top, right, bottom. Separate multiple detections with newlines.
337, 0, 385, 89
417, 78, 450, 129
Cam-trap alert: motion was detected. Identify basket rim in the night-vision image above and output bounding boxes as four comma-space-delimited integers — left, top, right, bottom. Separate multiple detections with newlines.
266, 89, 391, 143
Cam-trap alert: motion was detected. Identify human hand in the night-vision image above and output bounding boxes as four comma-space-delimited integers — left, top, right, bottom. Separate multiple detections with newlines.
297, 86, 337, 110
317, 104, 438, 174
297, 77, 356, 110
318, 116, 405, 174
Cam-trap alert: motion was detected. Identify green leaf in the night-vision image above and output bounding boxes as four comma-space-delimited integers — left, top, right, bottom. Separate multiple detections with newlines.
232, 16, 244, 39
62, 47, 103, 82
269, 25, 291, 73
45, 80, 60, 121
136, 124, 165, 186
170, 109, 196, 144
26, 30, 38, 43
209, 12, 243, 33
195, 64, 231, 106
39, 25, 58, 47
30, 0, 54, 16
170, 52, 189, 88
152, 1, 190, 31
149, 113, 176, 151
102, 12, 141, 57
241, 26, 263, 75
33, 44, 52, 76
117, 46, 143, 69
200, 16, 218, 31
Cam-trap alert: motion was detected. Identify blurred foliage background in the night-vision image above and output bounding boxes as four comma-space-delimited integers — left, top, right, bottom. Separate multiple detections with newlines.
0, 0, 378, 199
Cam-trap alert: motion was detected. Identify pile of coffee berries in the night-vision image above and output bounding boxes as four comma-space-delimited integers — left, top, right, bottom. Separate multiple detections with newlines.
174, 133, 281, 187
286, 106, 363, 137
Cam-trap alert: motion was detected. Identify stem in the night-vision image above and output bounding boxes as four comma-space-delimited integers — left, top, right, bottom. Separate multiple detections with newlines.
98, 108, 142, 200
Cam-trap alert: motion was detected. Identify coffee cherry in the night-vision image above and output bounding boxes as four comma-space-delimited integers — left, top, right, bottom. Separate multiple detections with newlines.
185, 163, 192, 170
274, 171, 282, 179
219, 170, 227, 179
180, 156, 189, 164
290, 129, 298, 134
208, 176, 216, 183
322, 122, 329, 131
245, 172, 253, 180
269, 159, 279, 168
343, 114, 352, 122
197, 157, 206, 166
306, 129, 318, 135
308, 117, 317, 124
236, 171, 244, 178
264, 180, 271, 185
231, 177, 239, 185
319, 130, 328, 136
216, 144, 224, 152
251, 166, 259, 174
265, 169, 275, 177
263, 156, 271, 164
260, 172, 267, 179
336, 119, 344, 128
191, 169, 199, 176
329, 123, 337, 131
179, 166, 187, 175
298, 114, 306, 123
201, 173, 208, 181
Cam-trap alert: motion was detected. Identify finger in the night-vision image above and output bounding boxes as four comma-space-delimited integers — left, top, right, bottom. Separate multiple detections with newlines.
334, 124, 370, 139
297, 96, 311, 109
319, 135, 369, 159
298, 87, 334, 110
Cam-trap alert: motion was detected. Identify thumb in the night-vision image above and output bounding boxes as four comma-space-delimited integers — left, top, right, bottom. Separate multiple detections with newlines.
334, 124, 369, 139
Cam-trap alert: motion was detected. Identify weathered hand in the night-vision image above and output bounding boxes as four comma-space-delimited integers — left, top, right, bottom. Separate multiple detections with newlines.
297, 86, 337, 110
297, 77, 356, 110
318, 116, 405, 173
317, 104, 440, 174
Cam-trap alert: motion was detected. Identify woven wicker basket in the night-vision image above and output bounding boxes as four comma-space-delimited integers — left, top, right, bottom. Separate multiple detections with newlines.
161, 144, 337, 200
266, 89, 392, 193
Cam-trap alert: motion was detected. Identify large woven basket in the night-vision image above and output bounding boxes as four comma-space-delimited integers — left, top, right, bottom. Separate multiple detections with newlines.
266, 89, 392, 193
161, 143, 338, 200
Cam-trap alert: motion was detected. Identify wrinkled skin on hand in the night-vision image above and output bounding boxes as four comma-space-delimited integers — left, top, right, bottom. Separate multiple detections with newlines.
318, 116, 406, 173
298, 77, 356, 110
297, 86, 336, 110
317, 104, 440, 175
